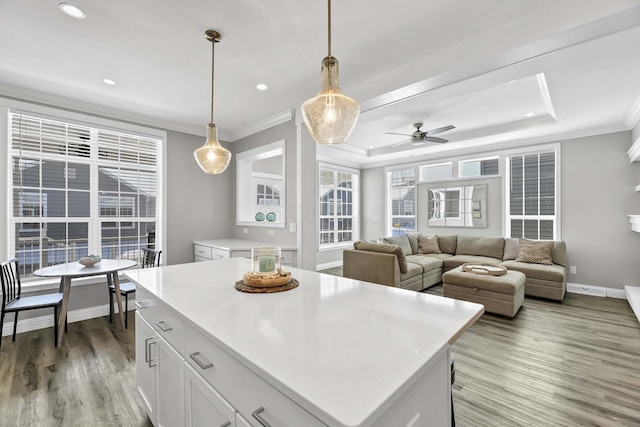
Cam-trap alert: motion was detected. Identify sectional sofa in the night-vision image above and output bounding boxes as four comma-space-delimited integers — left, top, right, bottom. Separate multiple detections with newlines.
342, 234, 567, 301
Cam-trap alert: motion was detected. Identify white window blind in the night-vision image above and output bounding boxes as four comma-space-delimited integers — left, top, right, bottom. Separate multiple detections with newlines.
9, 112, 163, 279
387, 168, 416, 236
319, 165, 359, 248
507, 151, 556, 240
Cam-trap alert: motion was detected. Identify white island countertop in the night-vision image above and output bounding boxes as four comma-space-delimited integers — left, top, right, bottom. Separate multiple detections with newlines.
124, 258, 483, 426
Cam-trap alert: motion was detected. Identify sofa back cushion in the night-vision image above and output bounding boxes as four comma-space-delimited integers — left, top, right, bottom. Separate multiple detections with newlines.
503, 237, 567, 266
382, 234, 413, 257
515, 239, 553, 265
456, 235, 505, 259
417, 234, 442, 254
354, 241, 408, 273
406, 233, 419, 254
437, 235, 458, 255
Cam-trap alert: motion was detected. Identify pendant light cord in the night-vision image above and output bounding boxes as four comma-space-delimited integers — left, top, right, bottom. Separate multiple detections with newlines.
327, 0, 332, 57
210, 37, 215, 125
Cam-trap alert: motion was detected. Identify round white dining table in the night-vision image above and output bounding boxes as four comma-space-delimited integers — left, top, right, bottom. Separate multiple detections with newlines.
34, 259, 137, 347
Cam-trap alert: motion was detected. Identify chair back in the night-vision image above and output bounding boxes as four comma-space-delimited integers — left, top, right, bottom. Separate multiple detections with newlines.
141, 248, 162, 268
0, 259, 21, 309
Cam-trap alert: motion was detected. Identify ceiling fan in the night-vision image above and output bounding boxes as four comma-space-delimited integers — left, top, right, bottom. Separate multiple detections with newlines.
386, 122, 455, 147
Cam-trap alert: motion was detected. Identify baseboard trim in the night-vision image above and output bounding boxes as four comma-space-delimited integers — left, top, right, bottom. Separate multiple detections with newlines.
566, 283, 626, 299
316, 260, 343, 271
1, 303, 133, 337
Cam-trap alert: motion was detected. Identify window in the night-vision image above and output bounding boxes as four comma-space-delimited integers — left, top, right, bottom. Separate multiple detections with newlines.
419, 162, 452, 181
506, 150, 557, 240
387, 168, 416, 236
459, 157, 499, 177
319, 164, 359, 248
8, 112, 163, 279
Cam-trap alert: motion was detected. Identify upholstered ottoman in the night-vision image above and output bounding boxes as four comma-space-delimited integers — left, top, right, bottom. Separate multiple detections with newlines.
443, 266, 525, 317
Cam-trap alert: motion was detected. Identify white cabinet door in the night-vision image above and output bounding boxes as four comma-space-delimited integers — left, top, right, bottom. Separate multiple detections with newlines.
157, 337, 185, 427
136, 312, 158, 425
185, 363, 235, 427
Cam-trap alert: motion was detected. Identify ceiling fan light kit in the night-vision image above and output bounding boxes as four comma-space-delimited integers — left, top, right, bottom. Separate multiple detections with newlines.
194, 29, 232, 174
301, 0, 360, 145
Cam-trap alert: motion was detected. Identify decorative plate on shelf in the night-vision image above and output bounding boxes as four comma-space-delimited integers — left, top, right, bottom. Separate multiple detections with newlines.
255, 212, 265, 222
266, 212, 277, 222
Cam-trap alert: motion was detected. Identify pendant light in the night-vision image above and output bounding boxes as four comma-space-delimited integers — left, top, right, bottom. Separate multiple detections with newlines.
301, 0, 360, 145
194, 29, 232, 174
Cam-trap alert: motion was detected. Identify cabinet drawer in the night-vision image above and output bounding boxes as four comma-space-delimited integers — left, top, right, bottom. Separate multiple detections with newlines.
194, 244, 212, 259
185, 325, 325, 427
211, 248, 230, 259
231, 250, 251, 259
136, 287, 185, 356
280, 250, 295, 266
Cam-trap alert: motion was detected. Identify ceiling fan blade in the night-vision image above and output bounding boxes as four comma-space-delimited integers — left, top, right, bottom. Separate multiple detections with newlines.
391, 139, 411, 148
426, 125, 455, 136
425, 136, 448, 143
385, 132, 412, 136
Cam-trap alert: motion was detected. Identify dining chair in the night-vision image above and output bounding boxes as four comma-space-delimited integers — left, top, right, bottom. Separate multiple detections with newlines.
109, 248, 162, 329
0, 258, 67, 351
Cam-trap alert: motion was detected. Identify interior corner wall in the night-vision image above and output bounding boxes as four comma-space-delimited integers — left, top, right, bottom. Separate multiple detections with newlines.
298, 127, 318, 270
561, 131, 640, 290
228, 120, 298, 249
361, 166, 387, 239
166, 130, 234, 265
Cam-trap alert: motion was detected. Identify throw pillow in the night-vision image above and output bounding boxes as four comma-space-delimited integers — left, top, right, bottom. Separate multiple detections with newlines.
382, 234, 413, 257
354, 241, 408, 273
515, 239, 554, 265
417, 234, 441, 254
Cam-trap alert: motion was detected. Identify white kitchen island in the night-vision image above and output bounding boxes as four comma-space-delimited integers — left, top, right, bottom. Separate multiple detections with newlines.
125, 258, 484, 427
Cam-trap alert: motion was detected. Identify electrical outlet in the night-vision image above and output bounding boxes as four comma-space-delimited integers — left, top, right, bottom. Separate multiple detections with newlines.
570, 266, 576, 274
243, 228, 248, 234
268, 230, 275, 237
289, 223, 297, 233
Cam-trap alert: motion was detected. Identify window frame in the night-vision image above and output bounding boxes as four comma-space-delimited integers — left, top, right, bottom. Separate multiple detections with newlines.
385, 166, 417, 236
2, 103, 166, 282
504, 145, 561, 240
317, 162, 360, 250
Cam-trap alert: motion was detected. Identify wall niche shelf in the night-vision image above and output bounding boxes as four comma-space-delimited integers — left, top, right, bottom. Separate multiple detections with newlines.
629, 215, 640, 233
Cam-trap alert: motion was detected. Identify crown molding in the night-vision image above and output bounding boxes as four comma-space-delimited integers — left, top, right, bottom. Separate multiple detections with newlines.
625, 92, 640, 129
227, 109, 295, 142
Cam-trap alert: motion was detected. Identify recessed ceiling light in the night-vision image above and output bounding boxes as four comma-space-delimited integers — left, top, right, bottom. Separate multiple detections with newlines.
59, 3, 86, 19
256, 83, 269, 91
525, 112, 535, 117
103, 78, 116, 86
369, 145, 374, 149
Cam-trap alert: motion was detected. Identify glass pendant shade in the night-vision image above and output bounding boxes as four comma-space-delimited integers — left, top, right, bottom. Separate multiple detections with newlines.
302, 56, 360, 145
194, 123, 231, 174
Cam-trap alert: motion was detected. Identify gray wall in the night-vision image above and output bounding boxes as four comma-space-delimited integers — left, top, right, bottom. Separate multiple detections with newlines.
417, 177, 503, 237
228, 120, 298, 248
561, 131, 640, 289
166, 130, 234, 265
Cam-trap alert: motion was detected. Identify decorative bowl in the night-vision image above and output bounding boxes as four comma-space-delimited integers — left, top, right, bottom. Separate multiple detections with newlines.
78, 255, 101, 267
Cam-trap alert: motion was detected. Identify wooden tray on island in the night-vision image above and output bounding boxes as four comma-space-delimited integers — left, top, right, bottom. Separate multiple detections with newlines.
242, 270, 292, 288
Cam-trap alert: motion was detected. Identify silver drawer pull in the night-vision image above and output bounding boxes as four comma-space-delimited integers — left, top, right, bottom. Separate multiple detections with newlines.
252, 407, 272, 427
220, 422, 231, 427
134, 301, 148, 309
155, 320, 173, 332
189, 351, 213, 370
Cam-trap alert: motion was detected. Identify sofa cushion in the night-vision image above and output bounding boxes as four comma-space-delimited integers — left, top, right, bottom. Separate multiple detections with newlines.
503, 238, 520, 261
515, 239, 553, 265
407, 233, 419, 254
405, 255, 443, 274
500, 260, 566, 283
401, 262, 424, 281
422, 253, 455, 261
417, 234, 441, 254
382, 234, 413, 257
354, 241, 408, 274
437, 235, 458, 255
444, 255, 502, 270
456, 235, 505, 260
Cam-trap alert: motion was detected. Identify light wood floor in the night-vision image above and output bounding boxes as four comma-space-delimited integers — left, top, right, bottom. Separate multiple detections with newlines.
1, 281, 639, 426
0, 315, 151, 427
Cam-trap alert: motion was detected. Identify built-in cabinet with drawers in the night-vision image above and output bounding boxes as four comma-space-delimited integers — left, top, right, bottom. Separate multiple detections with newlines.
193, 239, 297, 267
